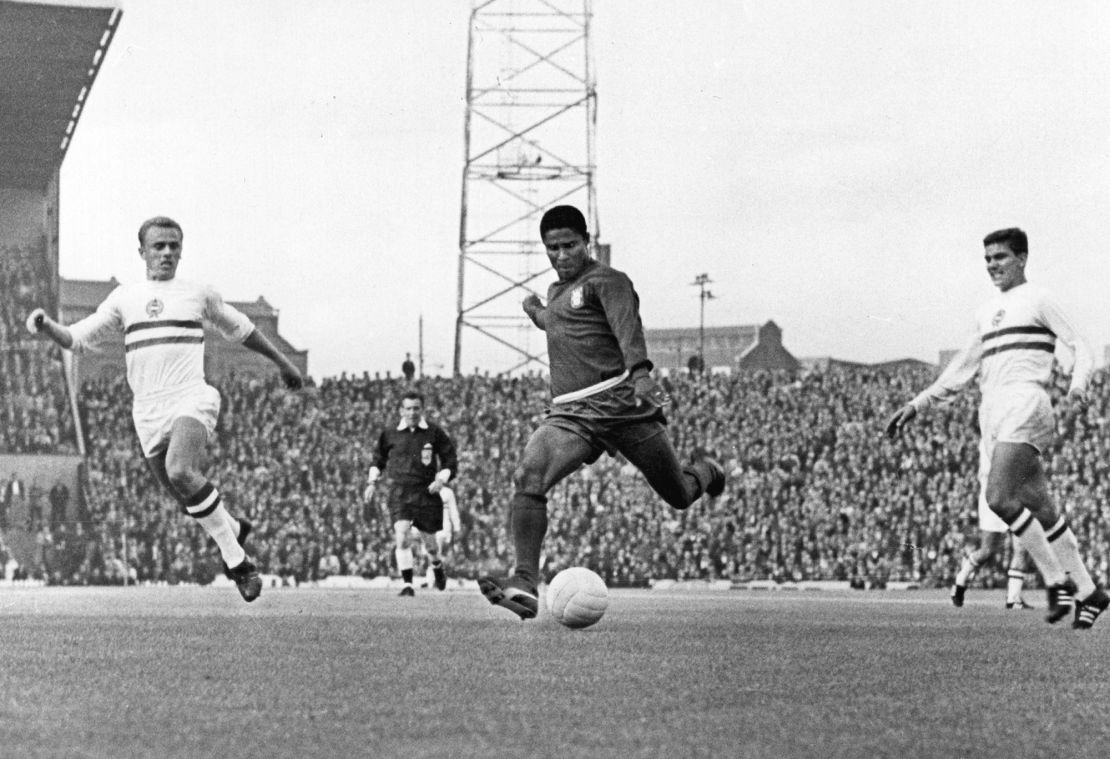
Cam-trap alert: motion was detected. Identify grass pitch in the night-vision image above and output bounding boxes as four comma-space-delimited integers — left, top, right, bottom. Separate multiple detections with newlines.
2, 585, 1109, 759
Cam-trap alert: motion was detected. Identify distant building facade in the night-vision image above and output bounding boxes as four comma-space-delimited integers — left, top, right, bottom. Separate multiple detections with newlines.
799, 356, 937, 373
644, 321, 799, 374
60, 278, 308, 383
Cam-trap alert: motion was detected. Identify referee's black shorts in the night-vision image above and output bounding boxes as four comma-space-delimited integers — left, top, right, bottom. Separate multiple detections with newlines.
386, 482, 443, 533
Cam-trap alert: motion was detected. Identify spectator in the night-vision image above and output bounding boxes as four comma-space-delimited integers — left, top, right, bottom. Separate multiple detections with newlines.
49, 480, 70, 532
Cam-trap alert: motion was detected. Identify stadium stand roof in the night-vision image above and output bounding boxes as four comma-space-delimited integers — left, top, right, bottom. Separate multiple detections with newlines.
0, 0, 121, 189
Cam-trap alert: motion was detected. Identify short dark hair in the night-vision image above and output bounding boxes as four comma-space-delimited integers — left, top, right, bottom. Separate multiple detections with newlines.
401, 390, 424, 406
540, 205, 589, 240
138, 216, 183, 246
983, 227, 1027, 255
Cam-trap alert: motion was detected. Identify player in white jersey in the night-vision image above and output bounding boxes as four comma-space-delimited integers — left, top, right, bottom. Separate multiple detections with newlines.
25, 216, 304, 602
420, 487, 462, 590
887, 227, 1108, 629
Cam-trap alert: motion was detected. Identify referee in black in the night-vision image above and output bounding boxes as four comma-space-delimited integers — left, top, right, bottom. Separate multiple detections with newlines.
364, 390, 459, 596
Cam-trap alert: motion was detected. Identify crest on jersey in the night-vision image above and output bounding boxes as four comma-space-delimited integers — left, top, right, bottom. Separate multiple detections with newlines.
421, 442, 433, 466
570, 286, 584, 308
991, 309, 1005, 327
145, 298, 164, 318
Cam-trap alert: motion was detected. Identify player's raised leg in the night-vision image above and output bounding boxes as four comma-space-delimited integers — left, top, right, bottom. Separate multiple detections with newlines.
162, 417, 260, 602
614, 425, 725, 509
148, 450, 253, 566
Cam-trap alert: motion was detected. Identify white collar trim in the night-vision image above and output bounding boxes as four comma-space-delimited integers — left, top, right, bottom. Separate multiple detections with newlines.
397, 417, 429, 430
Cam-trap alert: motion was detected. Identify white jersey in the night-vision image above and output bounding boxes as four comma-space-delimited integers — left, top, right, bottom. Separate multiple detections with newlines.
911, 282, 1093, 410
68, 278, 254, 402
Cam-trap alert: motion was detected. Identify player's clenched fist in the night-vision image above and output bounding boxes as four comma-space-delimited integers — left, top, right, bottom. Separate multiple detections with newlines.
281, 367, 304, 391
632, 372, 671, 408
25, 307, 47, 334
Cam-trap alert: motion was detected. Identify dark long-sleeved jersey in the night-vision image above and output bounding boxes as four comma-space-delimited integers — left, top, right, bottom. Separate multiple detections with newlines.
371, 421, 458, 488
542, 259, 652, 400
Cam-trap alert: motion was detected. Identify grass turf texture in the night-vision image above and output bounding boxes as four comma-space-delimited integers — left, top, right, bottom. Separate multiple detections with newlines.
2, 587, 1109, 759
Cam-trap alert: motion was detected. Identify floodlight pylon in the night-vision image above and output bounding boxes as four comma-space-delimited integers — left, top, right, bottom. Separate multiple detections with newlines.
454, 0, 599, 375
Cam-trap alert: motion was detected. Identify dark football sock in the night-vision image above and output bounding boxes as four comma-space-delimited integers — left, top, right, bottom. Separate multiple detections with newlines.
511, 492, 548, 590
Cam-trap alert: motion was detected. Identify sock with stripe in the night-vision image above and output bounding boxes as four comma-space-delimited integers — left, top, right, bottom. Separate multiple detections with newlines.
1045, 517, 1096, 599
1005, 508, 1066, 587
184, 483, 246, 568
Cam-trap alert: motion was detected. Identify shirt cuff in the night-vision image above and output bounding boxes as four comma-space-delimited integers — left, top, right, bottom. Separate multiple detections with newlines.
367, 466, 381, 483
435, 469, 452, 485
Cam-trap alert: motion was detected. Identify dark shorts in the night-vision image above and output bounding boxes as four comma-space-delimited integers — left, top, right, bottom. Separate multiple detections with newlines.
543, 381, 668, 464
386, 483, 443, 533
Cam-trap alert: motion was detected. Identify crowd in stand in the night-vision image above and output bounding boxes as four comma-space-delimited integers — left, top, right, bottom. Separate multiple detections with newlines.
0, 241, 77, 455
2, 241, 1108, 591
6, 357, 1109, 591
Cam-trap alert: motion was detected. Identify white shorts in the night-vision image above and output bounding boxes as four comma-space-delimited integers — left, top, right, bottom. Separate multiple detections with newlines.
132, 384, 221, 458
976, 386, 1054, 532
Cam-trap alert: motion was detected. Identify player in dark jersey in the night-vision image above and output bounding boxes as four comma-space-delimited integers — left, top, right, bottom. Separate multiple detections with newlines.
478, 205, 726, 620
364, 390, 459, 596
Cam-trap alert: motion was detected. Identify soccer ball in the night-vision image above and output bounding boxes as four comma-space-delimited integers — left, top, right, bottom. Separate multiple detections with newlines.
546, 567, 608, 629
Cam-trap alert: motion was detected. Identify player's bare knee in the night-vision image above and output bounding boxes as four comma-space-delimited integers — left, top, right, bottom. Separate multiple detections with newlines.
165, 462, 200, 496
984, 484, 1016, 522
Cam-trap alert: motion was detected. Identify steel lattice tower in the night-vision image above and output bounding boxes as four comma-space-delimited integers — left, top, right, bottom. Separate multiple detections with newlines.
454, 0, 600, 375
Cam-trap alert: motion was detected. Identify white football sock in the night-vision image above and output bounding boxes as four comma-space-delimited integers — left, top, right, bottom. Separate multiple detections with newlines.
196, 504, 246, 568
1008, 509, 1066, 586
1046, 519, 1096, 599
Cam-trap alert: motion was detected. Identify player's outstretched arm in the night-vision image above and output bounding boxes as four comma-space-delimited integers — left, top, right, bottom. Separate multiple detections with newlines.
885, 403, 917, 438
242, 329, 304, 389
25, 308, 74, 350
522, 294, 548, 330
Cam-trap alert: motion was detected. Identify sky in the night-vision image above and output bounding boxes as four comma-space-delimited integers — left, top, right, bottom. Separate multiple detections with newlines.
56, 0, 1110, 379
